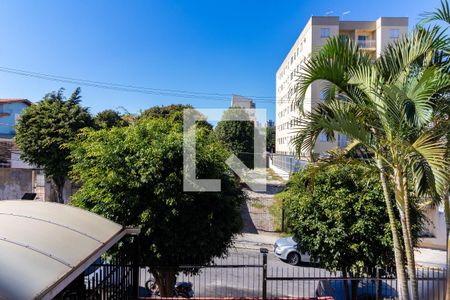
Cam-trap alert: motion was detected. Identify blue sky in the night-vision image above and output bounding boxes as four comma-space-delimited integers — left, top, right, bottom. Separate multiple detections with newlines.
0, 0, 441, 120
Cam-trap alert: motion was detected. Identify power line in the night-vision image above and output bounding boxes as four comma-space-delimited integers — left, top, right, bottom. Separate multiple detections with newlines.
0, 66, 317, 104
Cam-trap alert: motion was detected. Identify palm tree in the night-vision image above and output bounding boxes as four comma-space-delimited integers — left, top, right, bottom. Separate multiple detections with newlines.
292, 31, 450, 300
421, 2, 450, 298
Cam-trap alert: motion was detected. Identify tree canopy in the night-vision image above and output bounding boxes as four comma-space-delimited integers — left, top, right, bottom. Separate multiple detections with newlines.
215, 107, 255, 168
140, 104, 193, 121
69, 116, 245, 296
279, 162, 422, 299
15, 88, 93, 203
280, 163, 395, 271
266, 126, 276, 153
94, 109, 128, 129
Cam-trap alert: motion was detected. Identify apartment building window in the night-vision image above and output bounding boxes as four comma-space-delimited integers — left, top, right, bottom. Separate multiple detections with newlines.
357, 35, 368, 47
319, 90, 327, 101
338, 134, 348, 148
320, 28, 330, 38
319, 132, 327, 142
390, 29, 400, 39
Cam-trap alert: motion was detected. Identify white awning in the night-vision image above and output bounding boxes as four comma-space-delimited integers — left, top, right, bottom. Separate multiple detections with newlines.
0, 200, 129, 299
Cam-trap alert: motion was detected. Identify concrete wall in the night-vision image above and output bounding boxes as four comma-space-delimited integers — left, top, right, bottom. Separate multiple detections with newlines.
0, 168, 33, 200
420, 206, 446, 250
0, 168, 77, 203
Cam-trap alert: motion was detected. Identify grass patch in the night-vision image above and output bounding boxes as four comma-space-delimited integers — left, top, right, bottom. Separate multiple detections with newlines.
251, 202, 266, 209
267, 168, 284, 181
269, 195, 283, 232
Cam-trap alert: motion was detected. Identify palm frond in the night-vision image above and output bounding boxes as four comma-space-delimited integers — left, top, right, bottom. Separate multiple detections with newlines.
377, 30, 435, 83
420, 0, 450, 26
291, 100, 376, 155
411, 132, 449, 195
294, 36, 371, 109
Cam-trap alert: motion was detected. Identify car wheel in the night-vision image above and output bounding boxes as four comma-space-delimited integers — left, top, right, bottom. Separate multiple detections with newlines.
286, 252, 301, 266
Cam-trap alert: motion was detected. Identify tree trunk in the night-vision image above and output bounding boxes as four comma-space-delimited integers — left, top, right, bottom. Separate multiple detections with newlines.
152, 268, 177, 297
377, 160, 409, 300
394, 168, 419, 300
51, 179, 65, 204
402, 174, 419, 300
56, 184, 64, 204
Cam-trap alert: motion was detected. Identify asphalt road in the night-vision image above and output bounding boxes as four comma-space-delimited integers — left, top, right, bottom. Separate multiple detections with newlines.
139, 247, 332, 298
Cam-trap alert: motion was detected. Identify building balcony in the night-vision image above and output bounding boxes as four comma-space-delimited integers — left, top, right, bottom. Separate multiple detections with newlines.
357, 39, 376, 49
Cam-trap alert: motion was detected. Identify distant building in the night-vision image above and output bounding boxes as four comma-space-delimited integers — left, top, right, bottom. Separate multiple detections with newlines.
266, 120, 275, 128
231, 94, 256, 123
0, 99, 32, 169
275, 16, 408, 156
231, 94, 255, 109
0, 99, 31, 139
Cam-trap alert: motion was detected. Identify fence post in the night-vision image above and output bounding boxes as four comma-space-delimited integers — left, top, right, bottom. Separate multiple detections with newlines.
132, 236, 140, 299
260, 248, 268, 300
375, 267, 381, 300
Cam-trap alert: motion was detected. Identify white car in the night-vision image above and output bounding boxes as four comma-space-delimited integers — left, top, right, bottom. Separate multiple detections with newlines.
273, 237, 302, 265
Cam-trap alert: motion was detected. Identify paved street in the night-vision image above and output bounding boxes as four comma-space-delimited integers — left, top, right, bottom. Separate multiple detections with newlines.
139, 234, 447, 299
139, 246, 327, 298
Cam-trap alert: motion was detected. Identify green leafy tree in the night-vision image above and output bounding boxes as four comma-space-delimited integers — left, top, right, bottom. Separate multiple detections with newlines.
141, 104, 193, 121
215, 107, 254, 168
280, 162, 422, 300
15, 88, 93, 203
141, 104, 212, 130
69, 117, 245, 296
94, 109, 128, 129
266, 126, 276, 153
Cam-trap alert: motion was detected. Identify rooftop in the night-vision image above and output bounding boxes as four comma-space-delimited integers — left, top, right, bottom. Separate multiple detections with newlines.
0, 200, 128, 299
0, 98, 32, 106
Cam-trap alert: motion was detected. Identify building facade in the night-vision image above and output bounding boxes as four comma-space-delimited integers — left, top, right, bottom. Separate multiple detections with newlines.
275, 16, 408, 157
231, 94, 256, 123
0, 99, 31, 139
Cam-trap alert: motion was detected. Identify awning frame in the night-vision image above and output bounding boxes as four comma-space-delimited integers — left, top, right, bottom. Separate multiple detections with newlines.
38, 227, 140, 300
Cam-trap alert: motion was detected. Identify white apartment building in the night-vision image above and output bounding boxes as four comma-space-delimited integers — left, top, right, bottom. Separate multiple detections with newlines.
275, 16, 408, 158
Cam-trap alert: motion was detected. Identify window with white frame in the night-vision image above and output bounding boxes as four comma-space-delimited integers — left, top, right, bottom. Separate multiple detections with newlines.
390, 29, 400, 39
320, 28, 330, 38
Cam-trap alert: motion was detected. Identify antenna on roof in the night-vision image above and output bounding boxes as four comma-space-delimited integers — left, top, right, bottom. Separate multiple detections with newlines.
342, 11, 351, 20
325, 10, 334, 16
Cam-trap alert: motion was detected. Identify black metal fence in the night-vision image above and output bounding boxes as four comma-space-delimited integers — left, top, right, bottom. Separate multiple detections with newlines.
59, 248, 447, 300
271, 154, 306, 174
138, 249, 446, 300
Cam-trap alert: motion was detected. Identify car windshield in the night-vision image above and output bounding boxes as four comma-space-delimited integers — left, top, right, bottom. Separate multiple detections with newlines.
291, 236, 299, 243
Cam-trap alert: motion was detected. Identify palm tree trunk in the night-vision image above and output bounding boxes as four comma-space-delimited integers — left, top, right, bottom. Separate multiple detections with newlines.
402, 174, 419, 300
394, 168, 419, 300
377, 160, 409, 300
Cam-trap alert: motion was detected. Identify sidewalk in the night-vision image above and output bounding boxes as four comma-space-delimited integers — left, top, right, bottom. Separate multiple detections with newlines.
234, 232, 279, 251
415, 247, 446, 268
235, 233, 447, 268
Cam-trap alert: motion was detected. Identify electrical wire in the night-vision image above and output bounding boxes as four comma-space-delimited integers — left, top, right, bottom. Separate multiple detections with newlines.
0, 66, 317, 104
